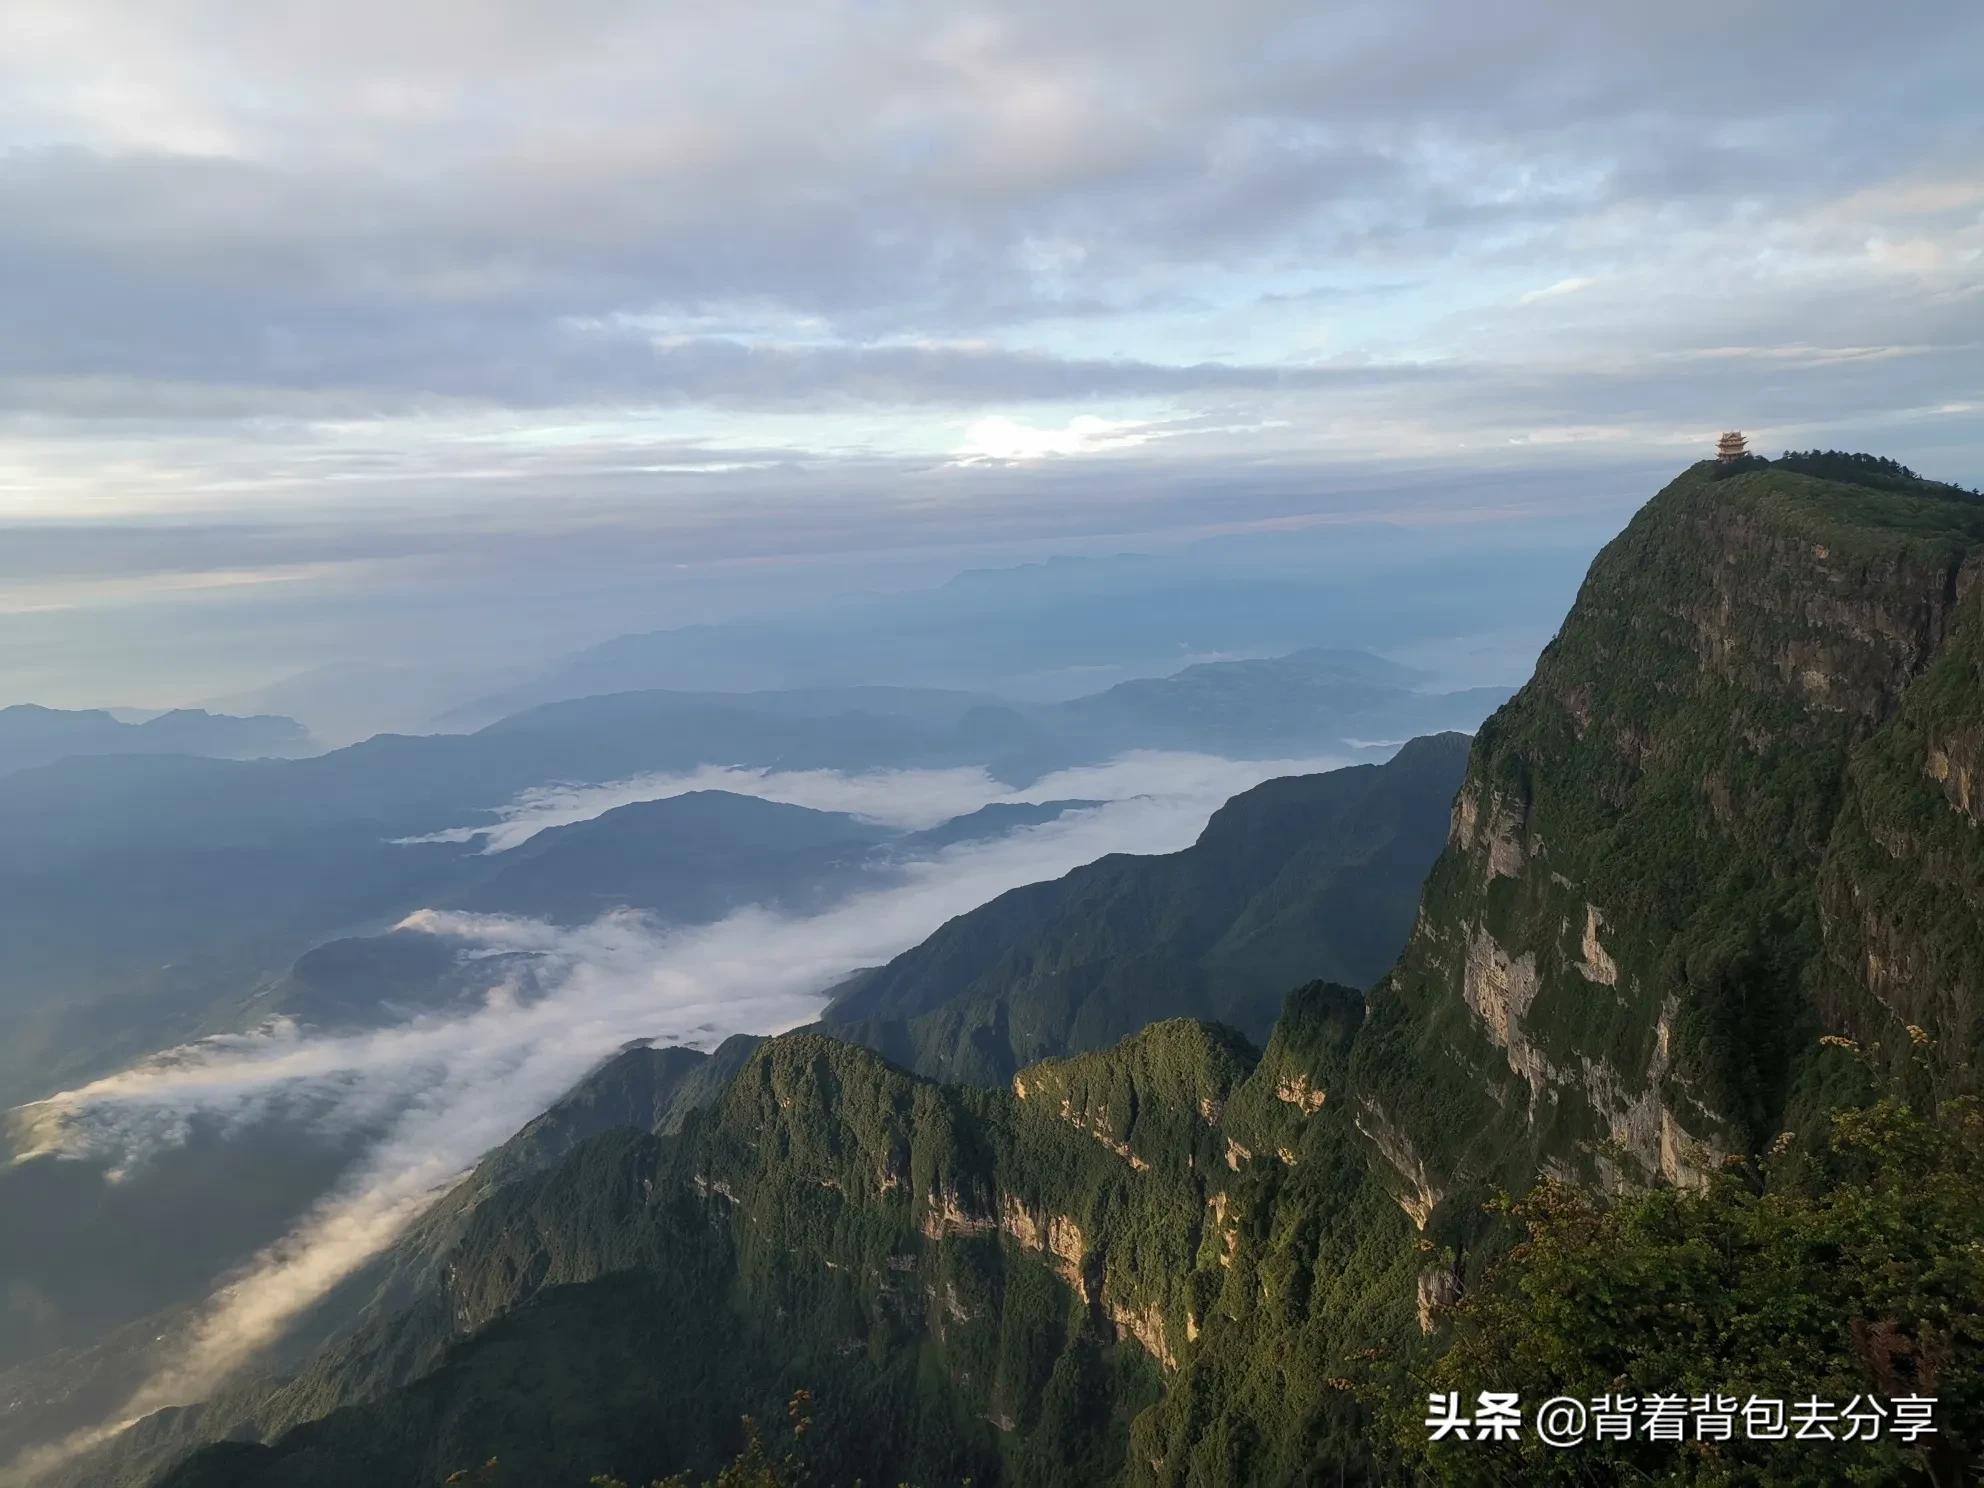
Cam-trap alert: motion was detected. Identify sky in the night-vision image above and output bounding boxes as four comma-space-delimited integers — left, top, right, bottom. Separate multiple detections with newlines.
1, 0, 1980, 709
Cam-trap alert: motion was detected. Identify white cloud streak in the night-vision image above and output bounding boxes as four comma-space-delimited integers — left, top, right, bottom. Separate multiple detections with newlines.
1517, 276, 1598, 305
396, 763, 1016, 849
396, 749, 1352, 852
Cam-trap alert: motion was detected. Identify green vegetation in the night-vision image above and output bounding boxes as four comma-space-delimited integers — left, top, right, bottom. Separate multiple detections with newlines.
149, 1023, 1984, 1488
1771, 450, 1982, 497
823, 733, 1470, 1085
1349, 457, 1984, 1239
435, 1392, 823, 1488
1409, 1096, 1984, 1486
602, 1391, 821, 1488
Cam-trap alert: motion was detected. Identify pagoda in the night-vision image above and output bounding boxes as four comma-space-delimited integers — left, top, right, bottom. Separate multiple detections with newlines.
1716, 431, 1749, 462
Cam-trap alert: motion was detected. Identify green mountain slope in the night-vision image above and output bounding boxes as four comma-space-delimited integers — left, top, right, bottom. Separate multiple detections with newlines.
153, 1014, 1415, 1488
1346, 458, 1984, 1240
19, 1040, 767, 1488
442, 790, 891, 925
820, 733, 1469, 1084
29, 739, 1467, 1485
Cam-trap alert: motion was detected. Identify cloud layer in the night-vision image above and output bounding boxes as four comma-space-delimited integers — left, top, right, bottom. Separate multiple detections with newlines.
399, 750, 1358, 851
4, 2, 1978, 715
3, 2, 1978, 498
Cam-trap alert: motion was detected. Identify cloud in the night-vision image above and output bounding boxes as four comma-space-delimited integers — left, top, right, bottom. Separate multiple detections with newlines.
0, 561, 360, 617
0, 2, 1977, 438
2, 2, 1981, 719
1518, 276, 1598, 305
953, 413, 1162, 463
396, 749, 1356, 852
394, 763, 1021, 850
8, 747, 1348, 1472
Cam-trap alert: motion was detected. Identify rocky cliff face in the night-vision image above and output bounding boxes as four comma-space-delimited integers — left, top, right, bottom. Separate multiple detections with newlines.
152, 1017, 1418, 1488
1349, 460, 1984, 1237
1814, 564, 1984, 1088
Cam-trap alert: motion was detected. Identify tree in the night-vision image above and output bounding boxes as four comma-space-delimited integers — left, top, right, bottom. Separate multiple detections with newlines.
592, 1392, 818, 1488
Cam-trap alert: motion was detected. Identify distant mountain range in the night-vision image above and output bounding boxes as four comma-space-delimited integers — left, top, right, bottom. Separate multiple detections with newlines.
439, 539, 1580, 727
0, 647, 1506, 1113
0, 705, 311, 778
481, 648, 1508, 785
232, 792, 1101, 1033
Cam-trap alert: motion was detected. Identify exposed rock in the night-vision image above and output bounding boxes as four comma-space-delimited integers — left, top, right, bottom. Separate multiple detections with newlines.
1046, 1214, 1087, 1285
1415, 1265, 1462, 1333
1206, 1191, 1239, 1267
1451, 784, 1528, 879
1927, 729, 1984, 822
1576, 1001, 1720, 1190
1449, 786, 1479, 846
1576, 903, 1620, 986
1485, 797, 1528, 880
997, 1195, 1090, 1297
1057, 1096, 1150, 1170
920, 1183, 994, 1239
998, 1192, 1043, 1250
930, 1280, 974, 1323
1274, 1071, 1327, 1113
1105, 1294, 1177, 1370
1353, 1100, 1442, 1230
1462, 926, 1546, 1092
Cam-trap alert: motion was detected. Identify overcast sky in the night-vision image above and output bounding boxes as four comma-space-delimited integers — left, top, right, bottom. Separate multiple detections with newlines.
2, 0, 1979, 710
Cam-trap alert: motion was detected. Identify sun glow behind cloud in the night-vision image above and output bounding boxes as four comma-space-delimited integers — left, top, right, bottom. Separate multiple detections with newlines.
951, 413, 1165, 463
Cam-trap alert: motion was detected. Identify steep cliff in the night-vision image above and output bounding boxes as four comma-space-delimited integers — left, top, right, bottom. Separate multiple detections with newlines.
1350, 458, 1984, 1235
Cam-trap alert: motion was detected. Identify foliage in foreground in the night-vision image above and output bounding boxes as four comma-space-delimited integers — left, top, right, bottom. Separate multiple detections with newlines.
446, 1096, 1984, 1487
593, 1390, 819, 1488
450, 1390, 938, 1488
1403, 1098, 1984, 1486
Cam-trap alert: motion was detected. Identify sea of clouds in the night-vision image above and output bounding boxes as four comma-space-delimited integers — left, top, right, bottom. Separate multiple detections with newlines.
8, 748, 1352, 1477
393, 751, 1352, 852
